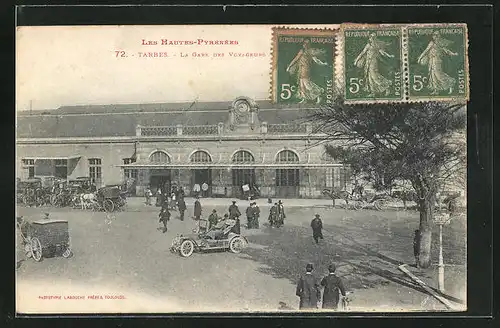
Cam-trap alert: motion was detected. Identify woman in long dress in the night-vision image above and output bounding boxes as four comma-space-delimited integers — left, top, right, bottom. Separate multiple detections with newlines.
417, 31, 458, 95
286, 39, 328, 104
353, 33, 394, 97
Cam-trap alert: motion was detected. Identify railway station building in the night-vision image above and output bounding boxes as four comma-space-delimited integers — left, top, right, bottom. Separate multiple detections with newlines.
16, 97, 352, 198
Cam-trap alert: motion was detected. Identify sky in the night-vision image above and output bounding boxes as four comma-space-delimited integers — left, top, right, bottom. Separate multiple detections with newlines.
16, 24, 338, 111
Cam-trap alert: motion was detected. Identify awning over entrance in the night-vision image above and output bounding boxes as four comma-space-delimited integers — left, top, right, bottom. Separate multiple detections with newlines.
22, 156, 82, 160
118, 162, 342, 169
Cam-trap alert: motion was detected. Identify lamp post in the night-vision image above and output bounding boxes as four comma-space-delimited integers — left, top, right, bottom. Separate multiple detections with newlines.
433, 212, 452, 293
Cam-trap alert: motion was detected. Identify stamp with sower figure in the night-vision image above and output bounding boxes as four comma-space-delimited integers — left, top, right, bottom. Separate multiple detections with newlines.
342, 25, 404, 103
407, 24, 469, 101
271, 28, 337, 105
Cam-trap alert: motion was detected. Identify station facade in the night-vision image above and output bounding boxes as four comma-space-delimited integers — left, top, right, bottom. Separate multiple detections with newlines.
16, 97, 352, 198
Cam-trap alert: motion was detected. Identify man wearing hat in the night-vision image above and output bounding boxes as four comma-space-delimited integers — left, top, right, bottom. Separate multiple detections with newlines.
277, 200, 286, 226
252, 202, 260, 229
320, 264, 346, 310
228, 200, 241, 220
269, 202, 279, 227
208, 209, 219, 230
311, 214, 324, 244
245, 202, 254, 229
158, 207, 171, 233
296, 263, 320, 309
177, 197, 187, 221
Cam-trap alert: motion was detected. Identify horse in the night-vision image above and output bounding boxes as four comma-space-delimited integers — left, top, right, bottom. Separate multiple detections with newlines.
79, 193, 97, 210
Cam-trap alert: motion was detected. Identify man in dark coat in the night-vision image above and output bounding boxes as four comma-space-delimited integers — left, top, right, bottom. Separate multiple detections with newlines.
158, 208, 170, 233
177, 197, 187, 221
311, 214, 324, 244
296, 263, 320, 310
269, 203, 279, 227
208, 209, 219, 230
246, 203, 254, 229
194, 196, 202, 220
253, 202, 260, 228
228, 201, 241, 219
277, 200, 286, 226
320, 264, 346, 310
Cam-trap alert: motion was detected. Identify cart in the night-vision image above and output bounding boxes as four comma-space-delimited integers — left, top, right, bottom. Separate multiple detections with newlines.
96, 186, 126, 212
17, 215, 72, 262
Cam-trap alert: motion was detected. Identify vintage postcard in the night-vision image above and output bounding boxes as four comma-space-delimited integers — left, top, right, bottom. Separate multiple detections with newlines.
16, 24, 467, 314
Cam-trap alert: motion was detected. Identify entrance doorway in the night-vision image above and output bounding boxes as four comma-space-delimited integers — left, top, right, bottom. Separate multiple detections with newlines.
275, 169, 300, 198
149, 169, 171, 194
191, 169, 212, 197
232, 169, 256, 198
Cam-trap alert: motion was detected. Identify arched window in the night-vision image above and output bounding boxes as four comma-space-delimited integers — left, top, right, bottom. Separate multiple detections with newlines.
276, 150, 299, 163
149, 151, 171, 163
190, 150, 212, 163
232, 150, 255, 163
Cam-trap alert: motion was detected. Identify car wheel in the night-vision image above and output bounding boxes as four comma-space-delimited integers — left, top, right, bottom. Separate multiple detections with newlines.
179, 240, 194, 257
229, 236, 245, 254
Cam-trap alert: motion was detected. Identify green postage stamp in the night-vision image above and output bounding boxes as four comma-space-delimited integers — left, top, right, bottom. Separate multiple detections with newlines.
407, 24, 469, 101
271, 28, 337, 105
343, 26, 403, 103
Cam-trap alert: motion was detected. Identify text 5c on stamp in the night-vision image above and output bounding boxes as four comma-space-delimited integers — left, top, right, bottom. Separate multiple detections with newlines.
407, 24, 469, 101
271, 28, 338, 105
343, 26, 404, 103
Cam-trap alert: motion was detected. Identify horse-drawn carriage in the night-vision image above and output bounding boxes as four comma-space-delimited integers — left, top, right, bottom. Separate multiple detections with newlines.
95, 186, 127, 212
17, 214, 72, 262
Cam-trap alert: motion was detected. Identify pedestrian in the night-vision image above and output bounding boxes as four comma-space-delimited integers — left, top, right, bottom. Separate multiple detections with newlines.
145, 186, 152, 206
194, 196, 202, 220
208, 209, 219, 230
311, 214, 324, 244
278, 200, 286, 226
246, 202, 254, 228
193, 183, 201, 198
177, 197, 187, 221
155, 187, 163, 207
269, 202, 279, 227
296, 263, 320, 310
228, 200, 241, 220
158, 207, 171, 233
413, 229, 420, 268
253, 202, 260, 228
320, 264, 346, 310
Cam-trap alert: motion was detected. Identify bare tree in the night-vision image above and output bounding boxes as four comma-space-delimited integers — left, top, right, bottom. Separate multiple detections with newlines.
306, 98, 466, 268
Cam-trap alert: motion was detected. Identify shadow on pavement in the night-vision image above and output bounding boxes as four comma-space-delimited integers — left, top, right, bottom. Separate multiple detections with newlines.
242, 223, 463, 305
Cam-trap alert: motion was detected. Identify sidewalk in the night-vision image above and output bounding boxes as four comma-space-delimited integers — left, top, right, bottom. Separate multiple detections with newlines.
127, 196, 336, 208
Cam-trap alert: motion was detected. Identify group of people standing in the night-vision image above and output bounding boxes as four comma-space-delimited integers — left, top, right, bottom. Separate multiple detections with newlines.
268, 200, 286, 228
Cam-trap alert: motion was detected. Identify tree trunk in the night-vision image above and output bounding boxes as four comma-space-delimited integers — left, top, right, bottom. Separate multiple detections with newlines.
418, 198, 433, 268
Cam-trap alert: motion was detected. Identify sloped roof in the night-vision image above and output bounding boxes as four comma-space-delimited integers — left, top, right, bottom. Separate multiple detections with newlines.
16, 101, 315, 138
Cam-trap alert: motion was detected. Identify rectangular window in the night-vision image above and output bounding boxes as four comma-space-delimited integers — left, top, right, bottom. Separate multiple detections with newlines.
325, 168, 333, 188
54, 159, 68, 179
123, 158, 137, 180
88, 158, 102, 186
22, 159, 35, 178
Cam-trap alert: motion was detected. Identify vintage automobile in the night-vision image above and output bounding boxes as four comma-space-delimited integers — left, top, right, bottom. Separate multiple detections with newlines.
170, 219, 248, 257
95, 186, 126, 212
17, 214, 72, 262
68, 177, 96, 194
